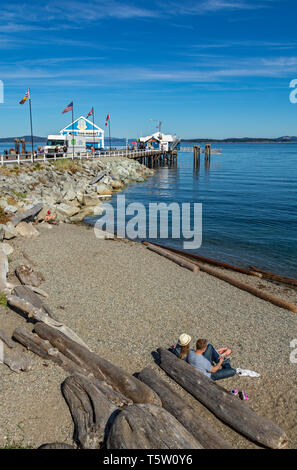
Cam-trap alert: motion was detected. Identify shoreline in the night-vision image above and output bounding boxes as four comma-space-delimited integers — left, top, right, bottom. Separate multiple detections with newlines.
0, 221, 296, 448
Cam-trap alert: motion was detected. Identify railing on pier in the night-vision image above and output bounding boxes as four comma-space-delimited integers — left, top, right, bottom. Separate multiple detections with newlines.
0, 149, 164, 166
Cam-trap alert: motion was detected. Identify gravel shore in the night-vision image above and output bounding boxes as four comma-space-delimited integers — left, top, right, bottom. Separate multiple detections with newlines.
0, 223, 296, 449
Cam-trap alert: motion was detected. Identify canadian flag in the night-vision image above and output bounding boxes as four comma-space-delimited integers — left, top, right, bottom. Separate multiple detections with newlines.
105, 114, 110, 126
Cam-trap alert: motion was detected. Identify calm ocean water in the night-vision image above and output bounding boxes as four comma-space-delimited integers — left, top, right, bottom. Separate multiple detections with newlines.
86, 142, 297, 278
1, 141, 296, 277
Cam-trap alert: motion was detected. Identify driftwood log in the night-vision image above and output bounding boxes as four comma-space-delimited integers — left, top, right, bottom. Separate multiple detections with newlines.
62, 373, 120, 449
144, 243, 297, 314
39, 443, 75, 449
13, 285, 58, 321
0, 329, 15, 348
107, 403, 202, 449
90, 171, 107, 185
34, 322, 161, 406
15, 265, 44, 287
143, 241, 262, 277
145, 243, 199, 272
7, 295, 89, 348
13, 325, 92, 376
0, 339, 32, 373
250, 266, 297, 287
158, 348, 288, 449
11, 203, 43, 226
138, 367, 232, 449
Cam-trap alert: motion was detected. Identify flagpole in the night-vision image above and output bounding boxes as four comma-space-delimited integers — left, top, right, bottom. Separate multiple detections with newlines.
28, 89, 34, 160
93, 108, 95, 150
109, 116, 111, 151
72, 102, 74, 159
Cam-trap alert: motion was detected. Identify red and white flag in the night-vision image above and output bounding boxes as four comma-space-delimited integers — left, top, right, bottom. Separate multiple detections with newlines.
105, 114, 110, 126
87, 107, 94, 118
62, 101, 73, 114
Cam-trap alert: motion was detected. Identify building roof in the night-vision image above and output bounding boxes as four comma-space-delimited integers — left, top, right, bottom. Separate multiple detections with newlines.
60, 116, 104, 134
140, 132, 176, 143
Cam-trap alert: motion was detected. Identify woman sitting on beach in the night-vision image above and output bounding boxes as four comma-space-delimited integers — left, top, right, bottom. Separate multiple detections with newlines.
171, 333, 192, 361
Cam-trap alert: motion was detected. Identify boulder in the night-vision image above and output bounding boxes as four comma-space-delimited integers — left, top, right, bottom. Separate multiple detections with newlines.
93, 205, 104, 217
84, 196, 100, 207
15, 222, 40, 239
63, 189, 76, 201
96, 183, 112, 196
70, 207, 94, 223
56, 204, 80, 218
111, 180, 123, 190
76, 190, 85, 205
3, 222, 18, 240
0, 243, 13, 256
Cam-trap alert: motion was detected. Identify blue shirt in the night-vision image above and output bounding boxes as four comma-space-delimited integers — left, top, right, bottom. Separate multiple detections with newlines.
188, 350, 212, 378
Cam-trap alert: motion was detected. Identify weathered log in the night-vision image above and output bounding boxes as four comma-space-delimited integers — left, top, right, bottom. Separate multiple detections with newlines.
13, 285, 57, 320
15, 264, 44, 287
138, 367, 232, 449
0, 245, 14, 293
0, 329, 15, 348
7, 295, 89, 348
90, 171, 107, 185
107, 403, 202, 449
250, 266, 297, 287
11, 203, 43, 226
13, 325, 91, 376
34, 322, 161, 406
39, 443, 75, 449
143, 241, 262, 277
0, 339, 32, 373
62, 373, 119, 449
158, 348, 288, 449
145, 243, 199, 272
145, 244, 297, 313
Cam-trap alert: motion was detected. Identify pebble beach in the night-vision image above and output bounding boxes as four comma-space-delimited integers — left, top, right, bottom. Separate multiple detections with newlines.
0, 157, 296, 449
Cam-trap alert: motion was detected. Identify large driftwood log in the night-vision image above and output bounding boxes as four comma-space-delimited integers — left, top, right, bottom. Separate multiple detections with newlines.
62, 373, 119, 449
145, 243, 199, 272
138, 367, 232, 449
158, 348, 288, 449
15, 265, 44, 287
11, 203, 43, 226
39, 443, 75, 449
0, 339, 32, 373
7, 295, 89, 348
143, 241, 262, 277
13, 285, 58, 320
107, 403, 202, 449
13, 325, 92, 376
250, 266, 297, 287
0, 246, 14, 293
144, 243, 297, 314
90, 171, 107, 185
34, 322, 161, 406
0, 329, 16, 348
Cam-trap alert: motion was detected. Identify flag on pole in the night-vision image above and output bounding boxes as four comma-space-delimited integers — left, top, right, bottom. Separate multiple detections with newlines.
62, 101, 73, 114
87, 107, 94, 118
105, 113, 110, 126
19, 89, 30, 105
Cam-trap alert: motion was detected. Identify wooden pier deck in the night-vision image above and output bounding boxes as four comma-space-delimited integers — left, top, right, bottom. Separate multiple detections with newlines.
0, 149, 178, 168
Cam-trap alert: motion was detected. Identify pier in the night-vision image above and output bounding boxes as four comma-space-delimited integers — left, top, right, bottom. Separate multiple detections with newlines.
0, 148, 178, 168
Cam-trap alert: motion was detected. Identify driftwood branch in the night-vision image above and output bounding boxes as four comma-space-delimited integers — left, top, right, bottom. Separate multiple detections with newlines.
0, 329, 16, 349
145, 243, 199, 272
34, 322, 161, 406
15, 265, 44, 287
13, 285, 58, 321
157, 348, 288, 449
62, 373, 119, 449
107, 403, 202, 449
7, 295, 89, 349
138, 367, 232, 449
0, 339, 32, 373
11, 203, 43, 226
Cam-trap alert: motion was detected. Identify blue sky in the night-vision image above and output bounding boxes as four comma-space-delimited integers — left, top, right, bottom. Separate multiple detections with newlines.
1, 0, 297, 138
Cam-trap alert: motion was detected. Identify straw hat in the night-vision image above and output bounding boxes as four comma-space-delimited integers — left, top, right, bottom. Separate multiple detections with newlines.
178, 333, 191, 347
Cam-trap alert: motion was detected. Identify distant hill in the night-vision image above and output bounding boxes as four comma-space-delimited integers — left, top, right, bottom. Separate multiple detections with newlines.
182, 136, 297, 143
0, 135, 47, 143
